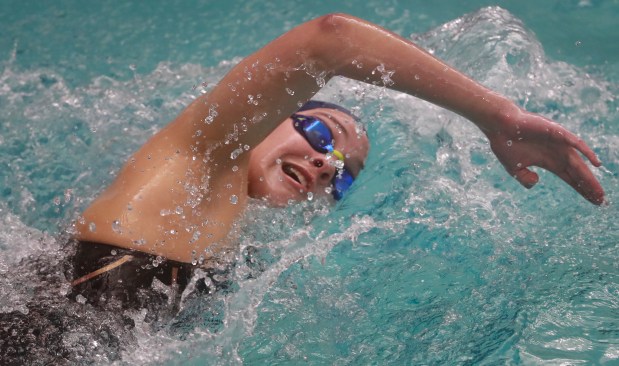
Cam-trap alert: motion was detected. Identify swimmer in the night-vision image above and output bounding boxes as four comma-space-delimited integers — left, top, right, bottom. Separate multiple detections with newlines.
70, 13, 605, 307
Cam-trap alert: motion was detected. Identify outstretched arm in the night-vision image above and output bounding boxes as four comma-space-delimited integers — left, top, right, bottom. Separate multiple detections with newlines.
178, 13, 604, 204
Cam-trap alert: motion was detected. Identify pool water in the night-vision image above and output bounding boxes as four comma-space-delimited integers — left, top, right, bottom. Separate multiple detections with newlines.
1, 1, 618, 364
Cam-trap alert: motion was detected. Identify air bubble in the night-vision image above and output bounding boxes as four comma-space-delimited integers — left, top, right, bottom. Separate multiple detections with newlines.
506, 140, 513, 146
232, 165, 239, 172
307, 192, 314, 201
230, 195, 238, 204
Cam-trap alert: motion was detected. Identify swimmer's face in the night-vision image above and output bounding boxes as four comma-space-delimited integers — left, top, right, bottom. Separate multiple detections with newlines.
248, 108, 369, 206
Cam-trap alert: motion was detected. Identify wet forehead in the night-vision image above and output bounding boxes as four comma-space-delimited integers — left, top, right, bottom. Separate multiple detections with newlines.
298, 108, 369, 176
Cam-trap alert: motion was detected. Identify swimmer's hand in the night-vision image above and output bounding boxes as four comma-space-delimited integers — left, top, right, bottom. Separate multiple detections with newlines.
480, 106, 605, 205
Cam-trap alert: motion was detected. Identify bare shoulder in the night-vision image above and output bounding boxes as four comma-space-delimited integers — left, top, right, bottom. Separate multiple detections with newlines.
75, 101, 251, 263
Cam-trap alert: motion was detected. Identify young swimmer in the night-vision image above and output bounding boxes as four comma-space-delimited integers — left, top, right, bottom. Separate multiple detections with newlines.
70, 13, 605, 307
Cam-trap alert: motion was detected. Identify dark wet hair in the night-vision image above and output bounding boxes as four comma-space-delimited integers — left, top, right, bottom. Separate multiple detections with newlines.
296, 100, 360, 122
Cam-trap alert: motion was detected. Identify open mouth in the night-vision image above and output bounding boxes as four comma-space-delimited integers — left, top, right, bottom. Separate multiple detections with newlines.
283, 164, 308, 189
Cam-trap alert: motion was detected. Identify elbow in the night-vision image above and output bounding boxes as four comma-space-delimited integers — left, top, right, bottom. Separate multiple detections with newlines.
294, 13, 359, 73
315, 13, 355, 33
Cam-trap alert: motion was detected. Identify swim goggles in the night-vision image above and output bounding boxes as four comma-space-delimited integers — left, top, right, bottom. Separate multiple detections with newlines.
291, 114, 355, 200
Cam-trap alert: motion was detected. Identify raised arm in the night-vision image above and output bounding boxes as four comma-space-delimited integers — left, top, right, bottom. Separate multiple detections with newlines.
177, 13, 604, 204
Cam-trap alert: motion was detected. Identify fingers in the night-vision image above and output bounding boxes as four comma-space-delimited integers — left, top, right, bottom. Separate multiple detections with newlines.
510, 154, 604, 204
553, 132, 605, 203
555, 155, 605, 205
513, 168, 539, 189
556, 128, 602, 167
573, 137, 602, 167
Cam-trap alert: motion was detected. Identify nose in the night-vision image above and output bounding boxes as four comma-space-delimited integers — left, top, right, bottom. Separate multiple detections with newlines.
311, 155, 337, 184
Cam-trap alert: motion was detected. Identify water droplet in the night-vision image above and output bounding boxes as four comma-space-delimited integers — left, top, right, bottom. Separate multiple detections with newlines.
230, 147, 243, 159
232, 165, 239, 172
88, 222, 96, 232
285, 88, 295, 95
64, 189, 72, 203
506, 140, 513, 147
516, 163, 523, 168
112, 220, 122, 233
230, 195, 238, 204
190, 231, 201, 244
275, 158, 282, 165
414, 74, 420, 80
175, 206, 183, 215
133, 239, 146, 246
307, 192, 314, 201
127, 203, 133, 211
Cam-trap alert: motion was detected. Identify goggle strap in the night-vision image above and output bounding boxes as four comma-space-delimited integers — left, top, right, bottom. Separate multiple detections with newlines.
332, 149, 345, 161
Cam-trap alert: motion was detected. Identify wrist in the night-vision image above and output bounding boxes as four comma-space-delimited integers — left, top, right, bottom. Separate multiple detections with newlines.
468, 94, 520, 135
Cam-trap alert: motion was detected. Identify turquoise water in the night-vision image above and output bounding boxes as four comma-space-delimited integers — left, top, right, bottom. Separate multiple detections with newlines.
1, 1, 618, 364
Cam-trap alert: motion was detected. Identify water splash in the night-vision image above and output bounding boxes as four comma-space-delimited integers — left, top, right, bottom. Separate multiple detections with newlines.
0, 5, 617, 365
